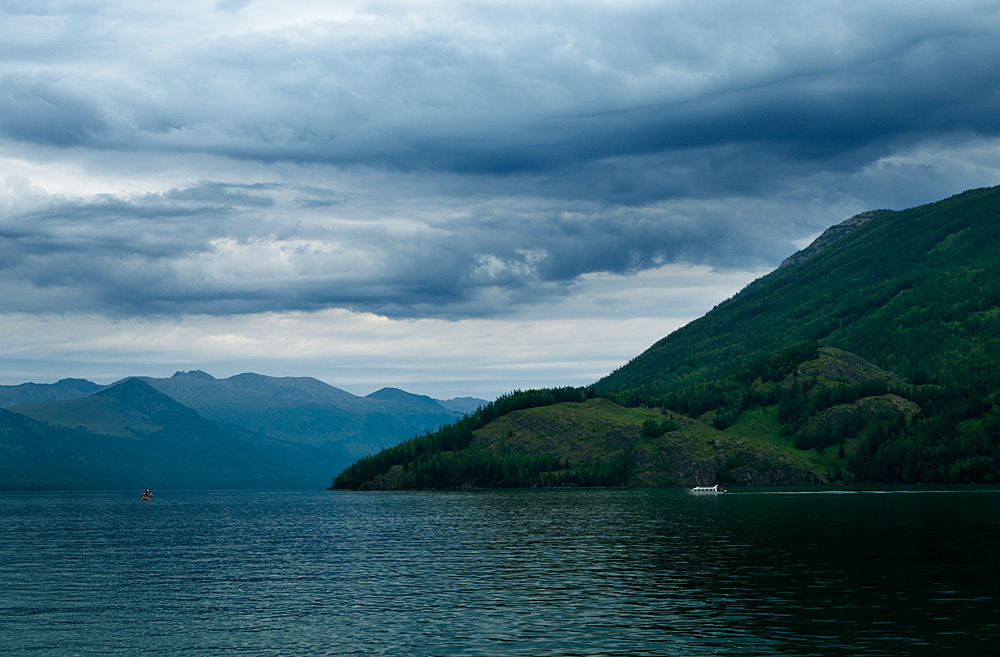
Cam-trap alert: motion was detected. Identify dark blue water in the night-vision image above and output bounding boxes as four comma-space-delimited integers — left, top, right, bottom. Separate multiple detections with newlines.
2, 487, 999, 656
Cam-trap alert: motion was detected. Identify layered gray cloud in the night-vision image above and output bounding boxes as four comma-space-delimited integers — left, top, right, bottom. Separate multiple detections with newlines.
0, 178, 791, 317
2, 0, 1000, 322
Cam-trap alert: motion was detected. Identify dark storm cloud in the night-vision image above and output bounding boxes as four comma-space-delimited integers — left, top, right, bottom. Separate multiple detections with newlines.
2, 1, 1000, 320
198, 19, 1000, 174
4, 2, 999, 183
126, 31, 1000, 185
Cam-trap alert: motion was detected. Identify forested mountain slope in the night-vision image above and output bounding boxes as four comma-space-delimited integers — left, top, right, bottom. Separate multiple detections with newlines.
596, 186, 1000, 401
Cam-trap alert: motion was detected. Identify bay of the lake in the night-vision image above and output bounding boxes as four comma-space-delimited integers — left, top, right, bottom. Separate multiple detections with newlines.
2, 487, 998, 656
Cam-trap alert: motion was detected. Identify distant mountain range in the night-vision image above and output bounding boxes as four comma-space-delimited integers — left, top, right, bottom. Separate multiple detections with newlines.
0, 378, 104, 407
0, 372, 485, 490
334, 185, 1000, 489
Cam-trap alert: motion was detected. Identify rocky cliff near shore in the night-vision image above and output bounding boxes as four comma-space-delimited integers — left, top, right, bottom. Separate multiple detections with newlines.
628, 434, 823, 487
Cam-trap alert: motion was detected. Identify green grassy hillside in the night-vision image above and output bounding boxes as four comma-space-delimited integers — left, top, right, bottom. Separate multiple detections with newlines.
332, 346, 922, 489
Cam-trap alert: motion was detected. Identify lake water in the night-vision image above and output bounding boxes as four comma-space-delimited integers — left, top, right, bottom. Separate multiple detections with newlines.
2, 487, 998, 656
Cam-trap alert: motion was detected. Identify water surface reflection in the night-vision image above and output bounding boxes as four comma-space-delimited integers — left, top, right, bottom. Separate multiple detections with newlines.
1, 487, 997, 655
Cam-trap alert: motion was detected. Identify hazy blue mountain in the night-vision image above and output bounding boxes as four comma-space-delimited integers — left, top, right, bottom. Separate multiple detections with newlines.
0, 378, 103, 407
135, 372, 485, 462
1, 369, 486, 489
0, 407, 135, 491
366, 387, 484, 415
1, 370, 486, 473
3, 379, 324, 490
437, 397, 484, 415
157, 370, 365, 407
366, 387, 457, 412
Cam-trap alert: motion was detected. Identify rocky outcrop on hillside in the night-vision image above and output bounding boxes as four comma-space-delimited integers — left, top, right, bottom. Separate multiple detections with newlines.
776, 209, 893, 272
798, 347, 904, 384
793, 394, 919, 447
629, 435, 822, 487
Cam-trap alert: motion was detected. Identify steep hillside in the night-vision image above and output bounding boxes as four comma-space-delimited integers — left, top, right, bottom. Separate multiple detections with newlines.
772, 209, 893, 273
334, 186, 1000, 489
597, 186, 1000, 399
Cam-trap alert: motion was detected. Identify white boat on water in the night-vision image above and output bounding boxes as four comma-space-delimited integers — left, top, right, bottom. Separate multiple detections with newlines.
688, 484, 726, 494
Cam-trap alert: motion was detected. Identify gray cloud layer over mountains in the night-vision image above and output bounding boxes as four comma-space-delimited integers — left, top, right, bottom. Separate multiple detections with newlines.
2, 0, 1000, 395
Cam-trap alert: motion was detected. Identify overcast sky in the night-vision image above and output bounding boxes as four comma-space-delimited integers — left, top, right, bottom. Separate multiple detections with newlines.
2, 0, 1000, 399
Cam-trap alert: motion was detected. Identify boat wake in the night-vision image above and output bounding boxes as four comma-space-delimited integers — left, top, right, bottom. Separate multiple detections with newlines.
736, 488, 1000, 495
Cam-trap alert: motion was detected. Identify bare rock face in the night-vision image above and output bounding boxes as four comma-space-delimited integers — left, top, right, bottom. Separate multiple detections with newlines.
628, 435, 822, 487
798, 347, 903, 385
628, 436, 701, 486
602, 425, 639, 449
793, 394, 919, 447
777, 209, 894, 272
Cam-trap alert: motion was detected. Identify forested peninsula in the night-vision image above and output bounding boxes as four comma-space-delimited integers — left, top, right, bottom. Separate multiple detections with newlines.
333, 185, 1000, 489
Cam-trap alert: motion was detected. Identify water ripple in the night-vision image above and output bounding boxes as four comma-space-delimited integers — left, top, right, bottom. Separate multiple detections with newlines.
2, 488, 999, 655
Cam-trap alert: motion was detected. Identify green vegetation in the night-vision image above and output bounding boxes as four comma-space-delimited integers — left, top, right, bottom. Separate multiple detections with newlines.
332, 388, 600, 489
598, 187, 1000, 395
331, 348, 890, 489
335, 186, 1000, 489
593, 186, 1000, 484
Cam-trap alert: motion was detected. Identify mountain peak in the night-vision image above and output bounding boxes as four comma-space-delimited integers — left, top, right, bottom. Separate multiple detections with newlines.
366, 387, 443, 405
0, 378, 103, 408
171, 370, 216, 380
368, 386, 419, 399
54, 378, 98, 386
94, 377, 181, 406
18, 377, 200, 439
